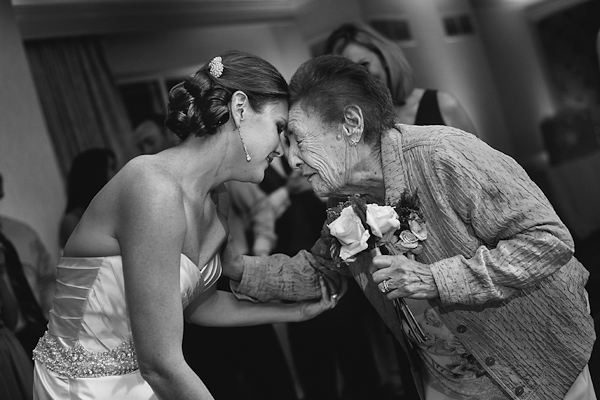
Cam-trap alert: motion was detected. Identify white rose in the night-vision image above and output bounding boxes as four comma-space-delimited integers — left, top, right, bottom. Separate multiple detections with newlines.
366, 204, 400, 238
328, 206, 370, 261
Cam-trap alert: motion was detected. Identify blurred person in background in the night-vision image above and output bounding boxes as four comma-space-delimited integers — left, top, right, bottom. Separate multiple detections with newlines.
59, 148, 118, 248
325, 22, 477, 135
132, 112, 179, 156
0, 172, 53, 358
0, 241, 34, 400
225, 180, 278, 257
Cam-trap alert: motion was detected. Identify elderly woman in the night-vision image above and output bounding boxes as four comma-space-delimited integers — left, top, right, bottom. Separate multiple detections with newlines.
226, 55, 596, 400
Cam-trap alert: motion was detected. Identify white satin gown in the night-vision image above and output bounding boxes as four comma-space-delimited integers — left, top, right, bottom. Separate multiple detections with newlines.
32, 253, 221, 400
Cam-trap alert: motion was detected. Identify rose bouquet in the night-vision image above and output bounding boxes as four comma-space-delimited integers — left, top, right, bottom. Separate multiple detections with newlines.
324, 191, 428, 342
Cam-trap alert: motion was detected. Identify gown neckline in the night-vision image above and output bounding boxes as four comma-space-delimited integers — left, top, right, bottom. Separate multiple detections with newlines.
61, 253, 203, 270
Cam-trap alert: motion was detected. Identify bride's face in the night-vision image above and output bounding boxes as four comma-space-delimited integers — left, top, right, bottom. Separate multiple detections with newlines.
236, 100, 287, 183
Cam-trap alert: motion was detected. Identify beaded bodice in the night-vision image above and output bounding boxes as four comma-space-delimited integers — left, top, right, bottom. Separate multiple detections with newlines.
33, 254, 221, 378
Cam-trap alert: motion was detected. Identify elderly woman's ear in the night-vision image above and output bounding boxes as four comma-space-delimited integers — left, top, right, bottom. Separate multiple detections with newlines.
342, 105, 364, 146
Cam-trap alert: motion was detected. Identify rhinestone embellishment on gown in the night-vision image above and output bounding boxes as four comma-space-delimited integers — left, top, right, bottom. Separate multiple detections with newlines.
33, 332, 138, 378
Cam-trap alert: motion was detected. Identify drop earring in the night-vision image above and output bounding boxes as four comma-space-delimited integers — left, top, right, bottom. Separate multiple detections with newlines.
237, 126, 252, 162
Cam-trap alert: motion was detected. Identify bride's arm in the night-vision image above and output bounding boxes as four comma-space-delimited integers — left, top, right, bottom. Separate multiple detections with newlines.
184, 276, 338, 327
116, 166, 214, 400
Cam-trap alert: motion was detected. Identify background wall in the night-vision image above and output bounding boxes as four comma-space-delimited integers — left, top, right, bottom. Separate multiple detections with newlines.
103, 22, 311, 84
471, 0, 558, 167
0, 0, 64, 261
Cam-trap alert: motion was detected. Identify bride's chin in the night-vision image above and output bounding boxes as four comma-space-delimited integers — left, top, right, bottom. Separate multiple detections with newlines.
246, 169, 265, 184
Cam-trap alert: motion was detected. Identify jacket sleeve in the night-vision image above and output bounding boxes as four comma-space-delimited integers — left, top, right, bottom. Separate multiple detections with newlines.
428, 135, 575, 305
230, 251, 322, 302
230, 221, 348, 302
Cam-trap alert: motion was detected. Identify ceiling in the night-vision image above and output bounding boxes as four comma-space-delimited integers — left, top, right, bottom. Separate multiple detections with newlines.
11, 0, 321, 39
11, 0, 578, 40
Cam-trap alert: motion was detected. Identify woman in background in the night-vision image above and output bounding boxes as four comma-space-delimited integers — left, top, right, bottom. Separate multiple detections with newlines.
325, 22, 477, 134
59, 148, 117, 248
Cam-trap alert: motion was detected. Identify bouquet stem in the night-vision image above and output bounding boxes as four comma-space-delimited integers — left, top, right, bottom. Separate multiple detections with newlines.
374, 247, 428, 344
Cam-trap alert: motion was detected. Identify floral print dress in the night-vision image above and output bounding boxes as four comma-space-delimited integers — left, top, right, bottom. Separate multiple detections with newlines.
405, 298, 509, 400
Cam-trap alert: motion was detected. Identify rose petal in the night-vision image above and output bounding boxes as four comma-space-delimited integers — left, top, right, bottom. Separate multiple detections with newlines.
398, 240, 419, 250
409, 219, 427, 241
366, 204, 400, 238
328, 206, 367, 246
410, 244, 423, 255
399, 230, 419, 244
339, 229, 370, 260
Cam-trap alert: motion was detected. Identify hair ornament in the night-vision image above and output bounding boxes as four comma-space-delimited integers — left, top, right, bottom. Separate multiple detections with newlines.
208, 56, 224, 78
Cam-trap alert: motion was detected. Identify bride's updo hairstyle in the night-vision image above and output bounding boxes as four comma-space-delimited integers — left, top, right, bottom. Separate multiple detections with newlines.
166, 50, 289, 140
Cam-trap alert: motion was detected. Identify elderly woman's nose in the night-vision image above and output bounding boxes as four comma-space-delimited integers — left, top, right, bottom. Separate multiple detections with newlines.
286, 145, 303, 168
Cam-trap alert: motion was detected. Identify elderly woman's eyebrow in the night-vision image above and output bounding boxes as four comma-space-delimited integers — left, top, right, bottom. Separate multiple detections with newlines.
284, 125, 298, 138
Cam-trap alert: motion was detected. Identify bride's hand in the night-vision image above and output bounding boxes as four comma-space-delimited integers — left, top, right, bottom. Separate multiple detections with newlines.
296, 275, 346, 321
220, 235, 244, 281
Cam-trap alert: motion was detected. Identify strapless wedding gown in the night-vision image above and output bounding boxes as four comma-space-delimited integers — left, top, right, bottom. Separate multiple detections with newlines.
32, 253, 221, 400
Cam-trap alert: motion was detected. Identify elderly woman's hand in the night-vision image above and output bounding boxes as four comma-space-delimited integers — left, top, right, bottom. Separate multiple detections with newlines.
371, 254, 439, 300
297, 276, 343, 321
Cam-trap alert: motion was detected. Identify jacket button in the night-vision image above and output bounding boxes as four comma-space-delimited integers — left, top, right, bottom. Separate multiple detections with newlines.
456, 325, 467, 333
515, 386, 524, 396
485, 356, 495, 366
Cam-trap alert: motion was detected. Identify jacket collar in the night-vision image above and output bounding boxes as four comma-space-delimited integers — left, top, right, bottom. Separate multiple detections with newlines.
381, 125, 407, 205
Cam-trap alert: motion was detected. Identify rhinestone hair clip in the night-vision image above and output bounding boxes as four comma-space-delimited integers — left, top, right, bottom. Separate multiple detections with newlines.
208, 56, 224, 78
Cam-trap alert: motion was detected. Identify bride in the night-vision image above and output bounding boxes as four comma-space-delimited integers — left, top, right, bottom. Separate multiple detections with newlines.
32, 50, 338, 400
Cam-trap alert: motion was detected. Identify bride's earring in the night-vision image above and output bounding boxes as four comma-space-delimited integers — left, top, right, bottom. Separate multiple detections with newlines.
237, 126, 252, 162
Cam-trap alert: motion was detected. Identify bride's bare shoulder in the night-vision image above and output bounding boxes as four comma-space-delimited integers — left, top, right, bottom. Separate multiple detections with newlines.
113, 155, 181, 199
121, 155, 172, 179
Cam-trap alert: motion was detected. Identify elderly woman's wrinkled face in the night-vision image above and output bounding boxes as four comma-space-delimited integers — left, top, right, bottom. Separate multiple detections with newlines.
285, 105, 350, 197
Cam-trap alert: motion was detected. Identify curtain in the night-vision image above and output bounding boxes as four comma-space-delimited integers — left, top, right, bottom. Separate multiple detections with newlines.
25, 37, 136, 176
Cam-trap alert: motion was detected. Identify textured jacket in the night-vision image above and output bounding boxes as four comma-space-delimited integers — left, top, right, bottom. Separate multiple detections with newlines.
232, 124, 595, 400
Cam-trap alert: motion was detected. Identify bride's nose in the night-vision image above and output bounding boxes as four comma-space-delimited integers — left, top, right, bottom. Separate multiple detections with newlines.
274, 140, 284, 158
